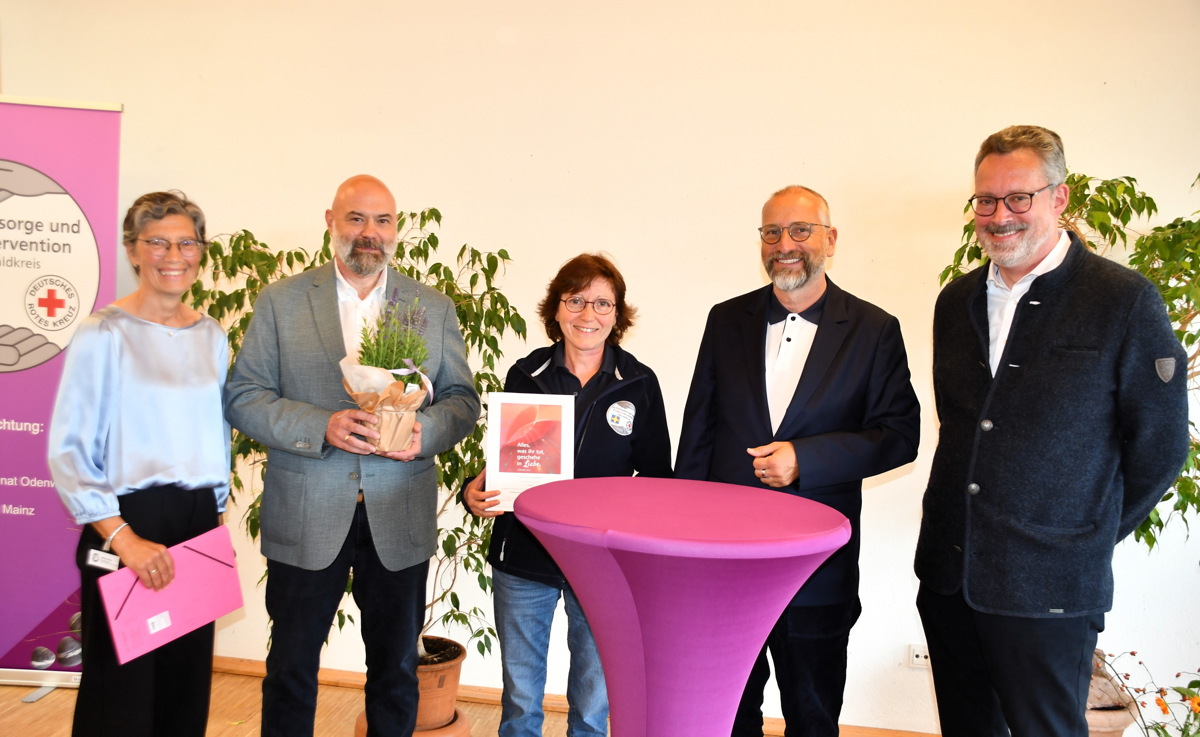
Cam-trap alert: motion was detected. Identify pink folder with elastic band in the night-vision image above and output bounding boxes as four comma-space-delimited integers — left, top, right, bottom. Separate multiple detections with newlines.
97, 525, 242, 664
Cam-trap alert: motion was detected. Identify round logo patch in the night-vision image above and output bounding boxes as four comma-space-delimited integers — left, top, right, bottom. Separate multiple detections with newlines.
25, 274, 81, 332
606, 400, 635, 436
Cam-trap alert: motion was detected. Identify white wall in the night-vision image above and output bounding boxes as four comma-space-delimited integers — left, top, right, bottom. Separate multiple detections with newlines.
3, 1, 1198, 732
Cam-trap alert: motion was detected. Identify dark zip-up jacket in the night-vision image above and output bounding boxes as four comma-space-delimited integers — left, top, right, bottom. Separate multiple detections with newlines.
467, 343, 673, 587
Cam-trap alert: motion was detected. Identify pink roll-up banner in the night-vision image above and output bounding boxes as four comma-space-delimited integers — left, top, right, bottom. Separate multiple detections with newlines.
0, 96, 120, 686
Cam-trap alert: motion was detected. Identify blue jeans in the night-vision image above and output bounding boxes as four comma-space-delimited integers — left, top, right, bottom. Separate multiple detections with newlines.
492, 568, 608, 737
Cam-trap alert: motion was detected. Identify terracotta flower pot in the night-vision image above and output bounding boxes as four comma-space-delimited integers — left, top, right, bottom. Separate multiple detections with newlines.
1085, 704, 1136, 736
354, 636, 470, 736
415, 636, 467, 730
1085, 648, 1137, 736
355, 707, 470, 737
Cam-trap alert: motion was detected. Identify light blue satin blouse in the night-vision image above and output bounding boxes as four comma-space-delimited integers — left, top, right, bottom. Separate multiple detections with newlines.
48, 305, 231, 525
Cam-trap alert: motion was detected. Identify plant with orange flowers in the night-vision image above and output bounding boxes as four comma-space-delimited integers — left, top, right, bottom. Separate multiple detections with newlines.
1101, 651, 1200, 736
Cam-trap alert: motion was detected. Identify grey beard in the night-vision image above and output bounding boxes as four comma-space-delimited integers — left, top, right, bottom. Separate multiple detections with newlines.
766, 252, 822, 292
336, 236, 394, 277
979, 223, 1040, 269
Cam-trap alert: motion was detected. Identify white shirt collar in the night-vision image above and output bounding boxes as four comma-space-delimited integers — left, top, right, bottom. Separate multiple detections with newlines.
988, 229, 1071, 290
334, 264, 387, 360
333, 261, 387, 303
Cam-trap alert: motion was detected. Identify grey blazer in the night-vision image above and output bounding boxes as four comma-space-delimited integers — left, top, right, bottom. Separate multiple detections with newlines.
224, 261, 480, 571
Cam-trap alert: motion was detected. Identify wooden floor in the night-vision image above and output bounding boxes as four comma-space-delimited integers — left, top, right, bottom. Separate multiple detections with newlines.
0, 671, 933, 736
0, 672, 538, 737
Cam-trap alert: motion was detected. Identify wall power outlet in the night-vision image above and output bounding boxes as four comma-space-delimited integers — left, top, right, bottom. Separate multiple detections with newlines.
908, 644, 931, 668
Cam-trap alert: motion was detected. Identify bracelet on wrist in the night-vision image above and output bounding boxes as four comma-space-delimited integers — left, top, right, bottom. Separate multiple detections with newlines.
102, 522, 130, 552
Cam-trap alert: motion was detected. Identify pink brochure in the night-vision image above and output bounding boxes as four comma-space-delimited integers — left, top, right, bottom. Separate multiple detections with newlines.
97, 525, 242, 664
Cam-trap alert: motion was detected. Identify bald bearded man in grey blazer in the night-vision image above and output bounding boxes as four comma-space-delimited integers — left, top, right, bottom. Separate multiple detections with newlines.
225, 175, 480, 737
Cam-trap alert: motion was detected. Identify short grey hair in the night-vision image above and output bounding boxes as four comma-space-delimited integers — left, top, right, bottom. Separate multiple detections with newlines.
122, 190, 206, 245
974, 125, 1067, 186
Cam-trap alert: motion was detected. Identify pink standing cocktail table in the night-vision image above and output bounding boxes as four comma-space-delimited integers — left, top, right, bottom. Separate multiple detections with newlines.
514, 476, 850, 737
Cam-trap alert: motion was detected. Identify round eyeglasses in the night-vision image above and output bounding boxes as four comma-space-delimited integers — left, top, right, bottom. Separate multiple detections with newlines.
967, 183, 1056, 216
137, 237, 205, 256
758, 221, 829, 245
561, 296, 615, 315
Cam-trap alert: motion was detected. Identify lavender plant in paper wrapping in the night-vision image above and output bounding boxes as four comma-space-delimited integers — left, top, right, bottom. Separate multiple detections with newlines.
340, 291, 432, 452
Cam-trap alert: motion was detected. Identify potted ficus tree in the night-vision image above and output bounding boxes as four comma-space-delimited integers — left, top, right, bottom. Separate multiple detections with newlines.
189, 208, 524, 733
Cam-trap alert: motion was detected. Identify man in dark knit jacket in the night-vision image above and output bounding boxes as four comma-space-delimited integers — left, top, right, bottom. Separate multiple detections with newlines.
915, 125, 1189, 737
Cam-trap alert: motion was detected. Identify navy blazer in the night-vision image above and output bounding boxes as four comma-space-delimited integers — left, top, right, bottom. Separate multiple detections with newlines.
676, 279, 920, 606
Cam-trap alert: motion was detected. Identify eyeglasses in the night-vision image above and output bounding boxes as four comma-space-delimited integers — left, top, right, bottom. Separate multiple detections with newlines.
137, 238, 205, 256
561, 296, 615, 315
967, 183, 1056, 216
758, 221, 829, 245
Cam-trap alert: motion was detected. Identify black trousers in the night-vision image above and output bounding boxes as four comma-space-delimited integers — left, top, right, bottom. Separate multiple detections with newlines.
72, 485, 219, 737
731, 599, 861, 737
917, 585, 1103, 737
261, 502, 429, 737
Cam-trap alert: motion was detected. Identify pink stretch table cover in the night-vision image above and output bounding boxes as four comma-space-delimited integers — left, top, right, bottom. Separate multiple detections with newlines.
514, 477, 850, 737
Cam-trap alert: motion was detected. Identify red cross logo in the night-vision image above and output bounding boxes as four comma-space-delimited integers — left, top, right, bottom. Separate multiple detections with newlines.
39, 289, 67, 317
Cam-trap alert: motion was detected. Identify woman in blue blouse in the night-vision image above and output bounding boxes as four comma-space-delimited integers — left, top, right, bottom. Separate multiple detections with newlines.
48, 191, 230, 737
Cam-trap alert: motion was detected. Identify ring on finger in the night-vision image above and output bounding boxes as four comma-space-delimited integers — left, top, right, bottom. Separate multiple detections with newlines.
344, 434, 352, 442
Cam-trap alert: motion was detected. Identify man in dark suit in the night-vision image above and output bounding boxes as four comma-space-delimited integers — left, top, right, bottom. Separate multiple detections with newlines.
225, 175, 480, 737
916, 125, 1189, 737
676, 185, 920, 737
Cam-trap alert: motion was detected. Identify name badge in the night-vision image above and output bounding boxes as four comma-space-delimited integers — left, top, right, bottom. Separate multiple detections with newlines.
607, 400, 635, 436
86, 548, 120, 571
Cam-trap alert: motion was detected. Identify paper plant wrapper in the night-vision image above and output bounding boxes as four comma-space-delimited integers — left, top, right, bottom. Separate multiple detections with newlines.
340, 358, 428, 453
